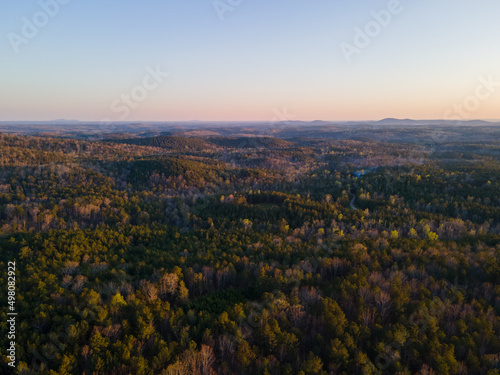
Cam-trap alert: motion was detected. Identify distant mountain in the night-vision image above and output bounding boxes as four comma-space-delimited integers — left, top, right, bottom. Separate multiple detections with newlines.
50, 119, 82, 124
374, 118, 498, 126
0, 119, 84, 125
376, 118, 420, 125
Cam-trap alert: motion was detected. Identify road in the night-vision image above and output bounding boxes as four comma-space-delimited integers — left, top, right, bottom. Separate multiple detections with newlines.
349, 192, 358, 211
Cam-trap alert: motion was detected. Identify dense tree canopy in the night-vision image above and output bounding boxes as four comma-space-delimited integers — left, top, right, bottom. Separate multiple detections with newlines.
0, 129, 499, 374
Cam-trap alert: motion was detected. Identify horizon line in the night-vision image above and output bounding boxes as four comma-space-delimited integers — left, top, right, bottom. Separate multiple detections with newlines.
1, 118, 500, 124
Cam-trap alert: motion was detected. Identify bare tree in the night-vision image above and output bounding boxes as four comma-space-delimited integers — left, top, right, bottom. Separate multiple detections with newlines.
139, 280, 158, 302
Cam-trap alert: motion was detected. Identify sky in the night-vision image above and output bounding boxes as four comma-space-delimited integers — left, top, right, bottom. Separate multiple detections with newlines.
0, 0, 499, 122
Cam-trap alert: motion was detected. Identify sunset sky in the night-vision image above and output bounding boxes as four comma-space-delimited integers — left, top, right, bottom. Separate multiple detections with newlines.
1, 0, 499, 122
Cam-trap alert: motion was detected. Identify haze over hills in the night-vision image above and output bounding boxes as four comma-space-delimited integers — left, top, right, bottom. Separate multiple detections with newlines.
0, 118, 499, 131
2, 119, 500, 147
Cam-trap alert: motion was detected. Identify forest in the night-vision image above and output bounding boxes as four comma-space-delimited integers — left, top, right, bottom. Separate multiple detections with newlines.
0, 125, 499, 375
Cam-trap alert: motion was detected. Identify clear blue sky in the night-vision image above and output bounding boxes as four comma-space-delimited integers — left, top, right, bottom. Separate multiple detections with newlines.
1, 0, 499, 121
